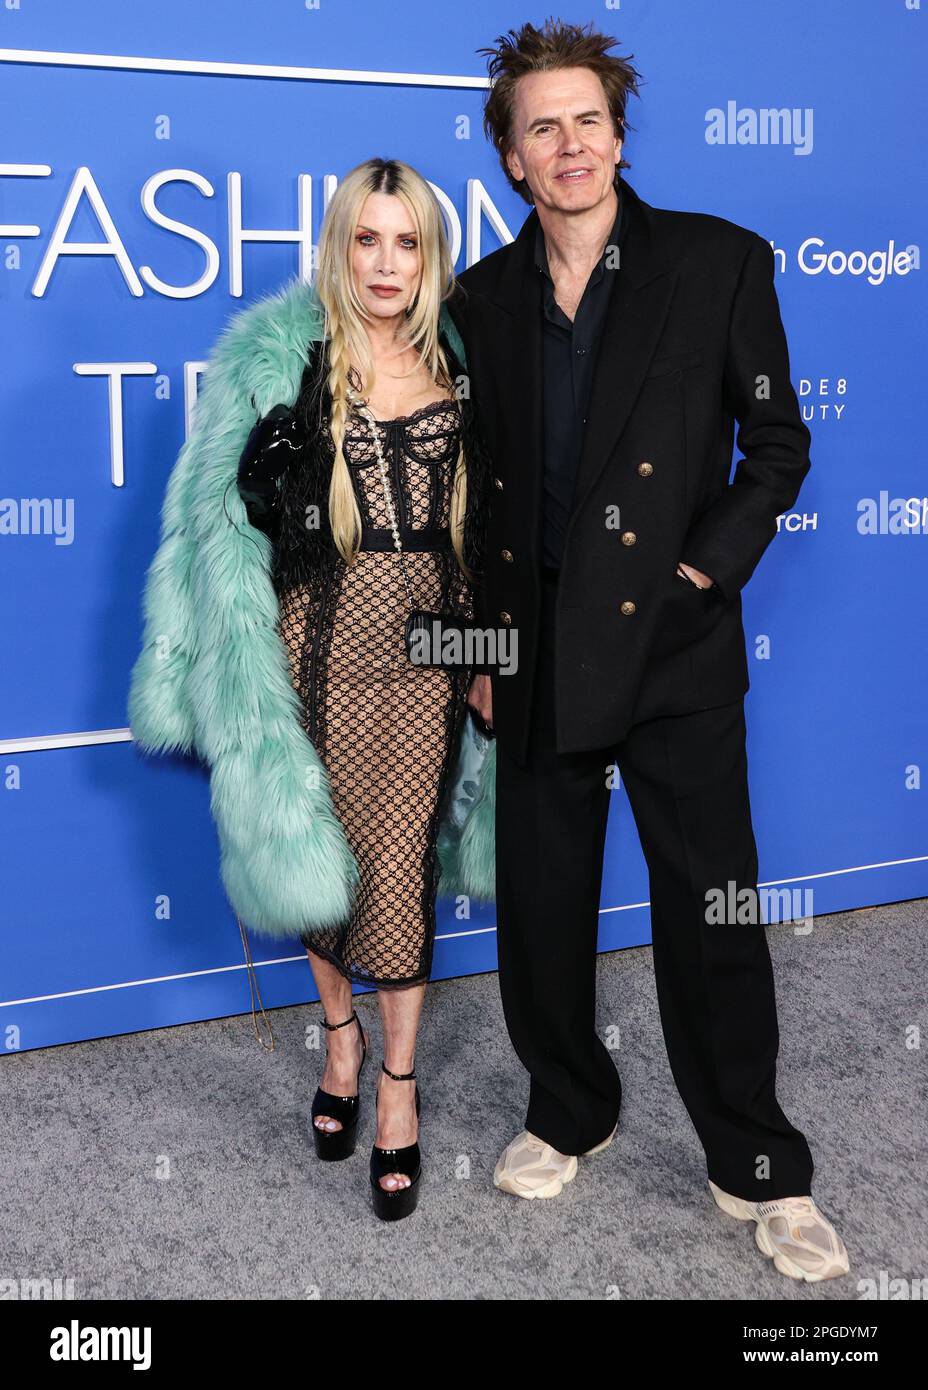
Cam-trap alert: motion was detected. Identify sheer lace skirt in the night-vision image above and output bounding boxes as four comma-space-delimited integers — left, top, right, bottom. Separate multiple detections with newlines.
277, 545, 473, 989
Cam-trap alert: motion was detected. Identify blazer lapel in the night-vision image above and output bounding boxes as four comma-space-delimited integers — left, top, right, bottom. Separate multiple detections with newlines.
481, 210, 546, 557
570, 180, 678, 524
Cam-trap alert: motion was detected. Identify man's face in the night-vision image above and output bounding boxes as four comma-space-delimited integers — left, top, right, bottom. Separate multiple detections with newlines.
505, 66, 622, 215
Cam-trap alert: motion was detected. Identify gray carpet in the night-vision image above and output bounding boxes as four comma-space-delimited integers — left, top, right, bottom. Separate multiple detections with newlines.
2, 900, 924, 1300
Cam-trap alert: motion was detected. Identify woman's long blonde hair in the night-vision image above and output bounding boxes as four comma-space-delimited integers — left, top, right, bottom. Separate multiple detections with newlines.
315, 158, 469, 576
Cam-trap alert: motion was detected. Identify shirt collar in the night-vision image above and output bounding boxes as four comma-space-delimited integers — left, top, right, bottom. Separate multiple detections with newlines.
534, 190, 627, 283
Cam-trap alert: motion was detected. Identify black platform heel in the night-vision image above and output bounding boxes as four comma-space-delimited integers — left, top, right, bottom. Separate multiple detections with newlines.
370, 1061, 422, 1221
310, 1009, 368, 1161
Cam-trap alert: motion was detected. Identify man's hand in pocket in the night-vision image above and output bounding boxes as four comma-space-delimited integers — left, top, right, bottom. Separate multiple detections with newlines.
676, 561, 715, 591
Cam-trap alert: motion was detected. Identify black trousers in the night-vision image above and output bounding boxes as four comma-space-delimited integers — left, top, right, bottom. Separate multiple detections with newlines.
494, 568, 814, 1200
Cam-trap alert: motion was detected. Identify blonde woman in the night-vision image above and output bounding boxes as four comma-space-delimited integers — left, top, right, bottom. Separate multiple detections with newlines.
129, 158, 496, 1221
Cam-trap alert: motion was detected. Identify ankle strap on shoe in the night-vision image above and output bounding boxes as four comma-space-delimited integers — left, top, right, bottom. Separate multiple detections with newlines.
321, 1009, 359, 1032
381, 1060, 416, 1081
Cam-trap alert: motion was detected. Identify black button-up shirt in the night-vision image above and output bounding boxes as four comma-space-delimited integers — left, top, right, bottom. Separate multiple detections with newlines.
535, 191, 629, 569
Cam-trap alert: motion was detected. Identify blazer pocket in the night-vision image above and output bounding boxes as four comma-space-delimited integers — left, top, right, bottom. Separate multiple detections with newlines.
645, 348, 703, 379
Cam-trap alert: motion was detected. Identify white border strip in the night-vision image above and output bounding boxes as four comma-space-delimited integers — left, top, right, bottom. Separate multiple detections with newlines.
0, 938, 495, 1009
3, 727, 924, 887
0, 47, 490, 89
1, 728, 133, 753
1, 869, 923, 1011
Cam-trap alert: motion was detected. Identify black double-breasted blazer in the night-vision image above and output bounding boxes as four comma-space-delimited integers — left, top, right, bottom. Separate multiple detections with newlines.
447, 174, 812, 765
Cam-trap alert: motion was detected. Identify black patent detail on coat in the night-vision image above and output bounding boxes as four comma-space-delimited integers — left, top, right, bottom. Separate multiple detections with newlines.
269, 350, 342, 598
236, 404, 305, 543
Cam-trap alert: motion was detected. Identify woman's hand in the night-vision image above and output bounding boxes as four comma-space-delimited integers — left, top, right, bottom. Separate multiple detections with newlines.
467, 673, 493, 731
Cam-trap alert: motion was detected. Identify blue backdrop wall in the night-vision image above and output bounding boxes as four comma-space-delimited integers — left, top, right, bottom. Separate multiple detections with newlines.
2, 0, 926, 1052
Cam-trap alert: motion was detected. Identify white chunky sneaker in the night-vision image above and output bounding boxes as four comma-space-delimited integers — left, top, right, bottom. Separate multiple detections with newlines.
709, 1180, 850, 1282
493, 1120, 618, 1198
494, 1131, 578, 1199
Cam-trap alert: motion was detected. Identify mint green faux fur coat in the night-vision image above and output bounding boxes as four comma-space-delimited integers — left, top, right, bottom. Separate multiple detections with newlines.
128, 276, 496, 941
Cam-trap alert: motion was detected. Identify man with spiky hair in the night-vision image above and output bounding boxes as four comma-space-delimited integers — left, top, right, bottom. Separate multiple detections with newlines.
452, 19, 848, 1282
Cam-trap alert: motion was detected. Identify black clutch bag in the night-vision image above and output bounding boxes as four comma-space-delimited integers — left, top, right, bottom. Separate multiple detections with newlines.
404, 610, 471, 668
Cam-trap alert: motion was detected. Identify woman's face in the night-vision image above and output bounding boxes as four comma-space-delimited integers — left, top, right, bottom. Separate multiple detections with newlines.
350, 191, 422, 322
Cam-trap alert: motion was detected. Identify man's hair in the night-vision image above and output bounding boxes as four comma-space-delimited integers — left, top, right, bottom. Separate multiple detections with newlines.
477, 18, 642, 205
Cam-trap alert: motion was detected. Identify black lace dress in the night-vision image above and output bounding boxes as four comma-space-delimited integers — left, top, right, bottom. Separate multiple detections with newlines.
240, 384, 476, 990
